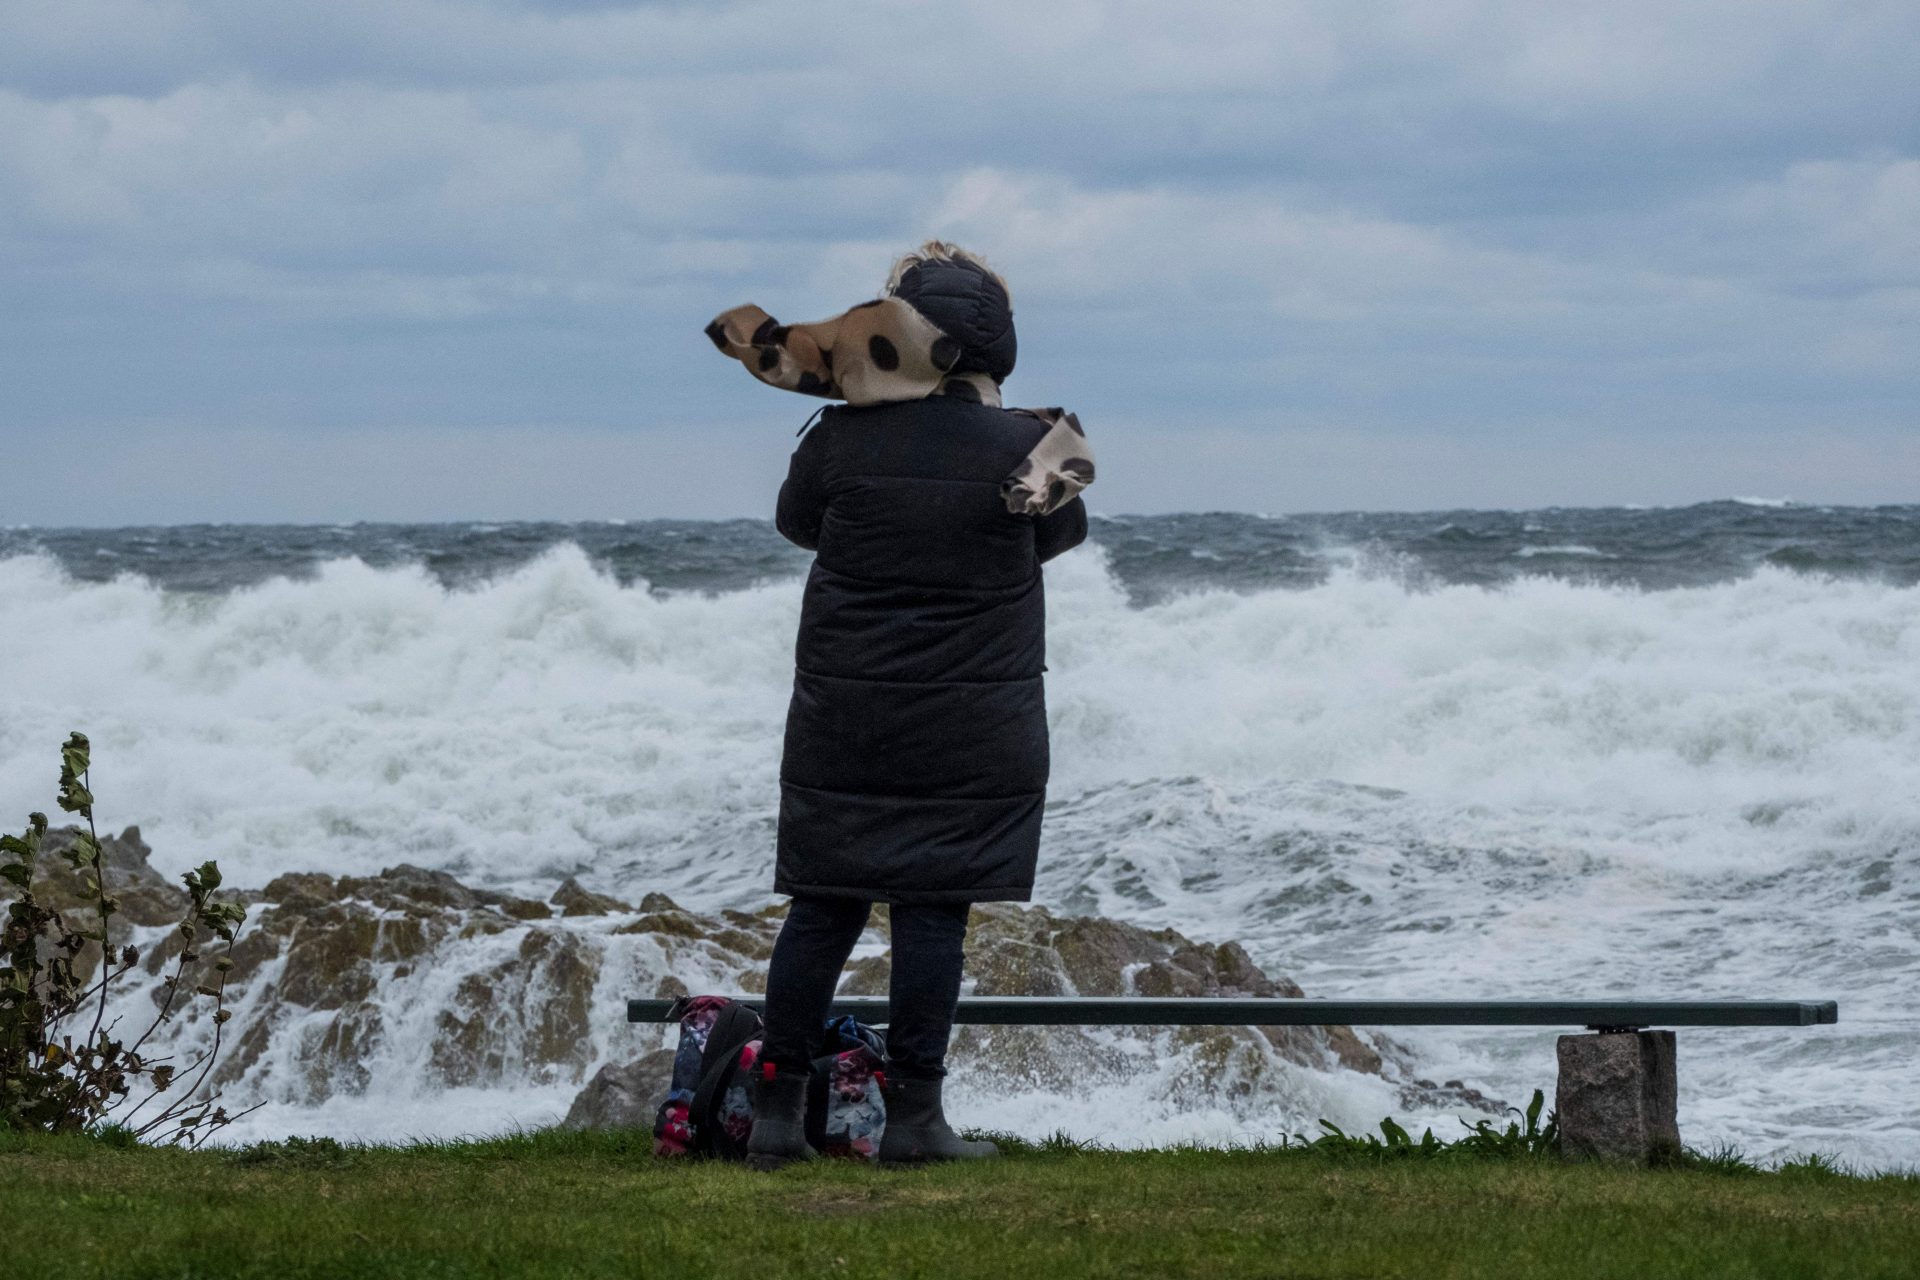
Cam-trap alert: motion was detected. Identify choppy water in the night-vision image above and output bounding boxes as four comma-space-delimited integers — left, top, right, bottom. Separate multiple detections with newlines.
7, 500, 1918, 600
2, 500, 1915, 1165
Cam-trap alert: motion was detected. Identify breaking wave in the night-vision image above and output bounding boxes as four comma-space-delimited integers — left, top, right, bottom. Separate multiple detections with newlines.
1, 544, 1915, 1164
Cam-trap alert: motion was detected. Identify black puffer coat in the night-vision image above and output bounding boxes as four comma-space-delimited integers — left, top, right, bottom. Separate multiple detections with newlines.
773, 396, 1088, 903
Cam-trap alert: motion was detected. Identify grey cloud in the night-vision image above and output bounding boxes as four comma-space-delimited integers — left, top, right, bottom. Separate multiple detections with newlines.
0, 1, 1915, 523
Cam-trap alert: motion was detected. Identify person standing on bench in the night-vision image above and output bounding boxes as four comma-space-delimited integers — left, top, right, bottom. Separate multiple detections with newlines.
704, 242, 1095, 1168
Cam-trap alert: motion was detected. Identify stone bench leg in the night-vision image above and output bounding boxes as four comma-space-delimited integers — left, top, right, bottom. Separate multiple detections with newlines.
1555, 1030, 1681, 1164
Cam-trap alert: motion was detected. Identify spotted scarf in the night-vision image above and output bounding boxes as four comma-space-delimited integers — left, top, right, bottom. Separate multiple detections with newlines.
706, 298, 1094, 517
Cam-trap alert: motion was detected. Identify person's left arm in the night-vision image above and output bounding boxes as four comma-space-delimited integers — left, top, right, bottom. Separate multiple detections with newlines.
1034, 495, 1088, 564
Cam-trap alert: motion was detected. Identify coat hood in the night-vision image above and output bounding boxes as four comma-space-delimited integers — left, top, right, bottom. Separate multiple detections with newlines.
888, 256, 1016, 383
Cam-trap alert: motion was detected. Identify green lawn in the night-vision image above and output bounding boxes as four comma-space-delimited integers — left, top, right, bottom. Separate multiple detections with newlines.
3, 1127, 1915, 1279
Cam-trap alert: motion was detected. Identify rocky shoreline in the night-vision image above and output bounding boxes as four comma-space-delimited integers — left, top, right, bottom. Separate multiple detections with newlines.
10, 826, 1498, 1132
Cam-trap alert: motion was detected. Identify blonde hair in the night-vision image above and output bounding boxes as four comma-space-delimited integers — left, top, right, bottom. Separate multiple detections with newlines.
884, 240, 1012, 304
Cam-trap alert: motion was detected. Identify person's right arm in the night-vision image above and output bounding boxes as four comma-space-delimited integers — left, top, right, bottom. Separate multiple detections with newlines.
775, 424, 829, 551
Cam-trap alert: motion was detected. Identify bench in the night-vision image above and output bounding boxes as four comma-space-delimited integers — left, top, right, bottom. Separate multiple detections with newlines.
628, 996, 1840, 1161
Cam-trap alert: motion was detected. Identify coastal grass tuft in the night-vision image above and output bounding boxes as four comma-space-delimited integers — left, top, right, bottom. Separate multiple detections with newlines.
4, 1125, 1916, 1279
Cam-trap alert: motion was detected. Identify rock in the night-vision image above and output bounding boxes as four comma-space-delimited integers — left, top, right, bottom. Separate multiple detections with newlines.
372, 914, 435, 963
276, 905, 382, 1009
260, 872, 336, 910
210, 1015, 275, 1089
134, 862, 547, 1103
430, 928, 603, 1087
1399, 1076, 1502, 1113
330, 864, 545, 921
26, 828, 1463, 1131
840, 955, 891, 996
0, 825, 195, 985
838, 901, 1413, 1104
562, 1048, 678, 1129
1555, 1031, 1681, 1164
305, 1000, 384, 1100
613, 911, 705, 940
338, 864, 480, 912
1049, 915, 1164, 995
970, 939, 1073, 996
1285, 1022, 1384, 1077
709, 927, 774, 960
101, 827, 193, 926
964, 905, 1073, 995
5, 825, 191, 927
551, 877, 633, 917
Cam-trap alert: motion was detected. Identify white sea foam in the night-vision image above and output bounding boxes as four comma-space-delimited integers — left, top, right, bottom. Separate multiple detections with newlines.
1, 547, 1915, 1164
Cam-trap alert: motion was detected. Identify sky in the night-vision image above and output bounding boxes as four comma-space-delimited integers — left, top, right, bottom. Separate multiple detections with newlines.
2, 0, 1916, 524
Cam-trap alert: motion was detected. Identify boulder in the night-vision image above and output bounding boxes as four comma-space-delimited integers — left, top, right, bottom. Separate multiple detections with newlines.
0, 825, 195, 985
4, 825, 191, 928
563, 1049, 679, 1129
19, 830, 1476, 1129
260, 872, 337, 910
275, 905, 383, 1009
551, 878, 633, 917
337, 864, 480, 912
430, 928, 602, 1087
920, 903, 1388, 1081
335, 863, 548, 920
133, 863, 584, 1102
840, 955, 891, 996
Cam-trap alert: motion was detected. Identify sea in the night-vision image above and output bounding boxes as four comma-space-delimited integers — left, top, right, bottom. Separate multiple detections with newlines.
2, 500, 1915, 1168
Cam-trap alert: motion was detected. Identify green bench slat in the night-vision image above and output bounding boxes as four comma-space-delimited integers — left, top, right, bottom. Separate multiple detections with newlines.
626, 996, 1839, 1028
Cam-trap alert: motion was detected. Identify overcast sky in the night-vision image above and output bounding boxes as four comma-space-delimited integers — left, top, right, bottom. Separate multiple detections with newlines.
2, 1, 1916, 524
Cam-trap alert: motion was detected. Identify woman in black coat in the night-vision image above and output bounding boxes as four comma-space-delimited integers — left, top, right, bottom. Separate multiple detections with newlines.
704, 243, 1093, 1167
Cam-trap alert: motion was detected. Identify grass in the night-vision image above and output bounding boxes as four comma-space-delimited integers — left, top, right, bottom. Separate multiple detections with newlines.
3, 1126, 1917, 1279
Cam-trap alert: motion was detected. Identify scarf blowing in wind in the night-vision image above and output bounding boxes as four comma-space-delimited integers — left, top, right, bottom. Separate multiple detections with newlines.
705, 244, 1095, 517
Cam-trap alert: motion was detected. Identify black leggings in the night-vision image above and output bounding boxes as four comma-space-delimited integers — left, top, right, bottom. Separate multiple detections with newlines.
760, 895, 971, 1080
